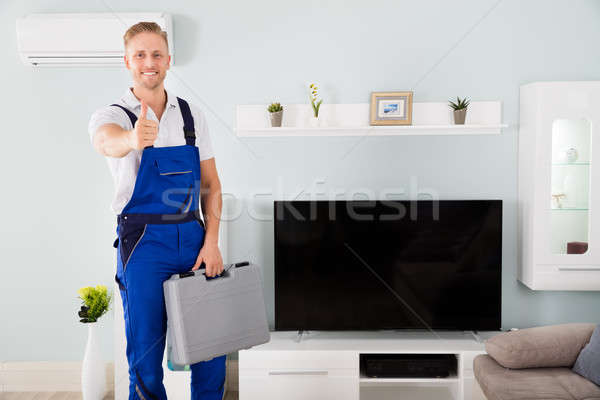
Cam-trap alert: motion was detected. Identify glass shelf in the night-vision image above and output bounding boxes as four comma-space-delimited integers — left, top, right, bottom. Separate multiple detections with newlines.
552, 162, 591, 166
551, 208, 589, 211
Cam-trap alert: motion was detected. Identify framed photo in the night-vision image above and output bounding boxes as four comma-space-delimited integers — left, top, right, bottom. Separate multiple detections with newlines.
370, 91, 413, 125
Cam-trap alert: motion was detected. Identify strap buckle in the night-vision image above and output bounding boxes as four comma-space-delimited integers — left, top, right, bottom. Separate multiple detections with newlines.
184, 129, 196, 139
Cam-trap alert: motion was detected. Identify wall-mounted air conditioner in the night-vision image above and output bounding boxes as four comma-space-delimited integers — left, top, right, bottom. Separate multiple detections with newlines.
16, 13, 173, 67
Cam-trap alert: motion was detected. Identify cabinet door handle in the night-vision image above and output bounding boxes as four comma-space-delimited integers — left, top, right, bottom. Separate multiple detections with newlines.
558, 266, 600, 271
268, 370, 329, 376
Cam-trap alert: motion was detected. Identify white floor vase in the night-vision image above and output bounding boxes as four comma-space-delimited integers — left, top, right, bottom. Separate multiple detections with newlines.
82, 322, 107, 399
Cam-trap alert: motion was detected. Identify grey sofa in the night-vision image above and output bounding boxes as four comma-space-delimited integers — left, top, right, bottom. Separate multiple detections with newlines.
474, 323, 600, 400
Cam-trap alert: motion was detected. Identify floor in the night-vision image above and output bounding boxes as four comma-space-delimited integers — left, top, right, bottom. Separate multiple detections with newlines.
0, 391, 239, 400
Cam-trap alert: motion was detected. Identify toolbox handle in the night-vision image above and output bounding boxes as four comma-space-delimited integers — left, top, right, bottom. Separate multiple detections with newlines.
179, 261, 250, 279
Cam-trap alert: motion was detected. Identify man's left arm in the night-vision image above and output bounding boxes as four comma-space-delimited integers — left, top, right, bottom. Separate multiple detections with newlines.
191, 157, 224, 277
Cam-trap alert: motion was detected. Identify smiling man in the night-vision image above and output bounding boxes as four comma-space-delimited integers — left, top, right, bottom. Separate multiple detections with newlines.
88, 22, 226, 400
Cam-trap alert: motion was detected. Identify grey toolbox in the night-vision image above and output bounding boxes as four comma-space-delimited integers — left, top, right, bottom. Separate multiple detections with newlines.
163, 261, 270, 365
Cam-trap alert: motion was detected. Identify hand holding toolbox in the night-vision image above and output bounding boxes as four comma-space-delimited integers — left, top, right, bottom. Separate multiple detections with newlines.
163, 261, 271, 365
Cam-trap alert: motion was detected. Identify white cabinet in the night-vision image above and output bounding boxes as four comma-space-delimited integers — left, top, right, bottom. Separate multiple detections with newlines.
518, 81, 600, 290
241, 369, 358, 400
239, 350, 358, 400
239, 331, 493, 400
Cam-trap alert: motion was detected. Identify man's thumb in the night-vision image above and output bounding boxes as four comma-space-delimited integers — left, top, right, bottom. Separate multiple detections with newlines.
140, 100, 148, 120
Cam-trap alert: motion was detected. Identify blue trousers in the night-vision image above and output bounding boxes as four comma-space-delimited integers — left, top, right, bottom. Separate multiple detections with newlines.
116, 219, 226, 400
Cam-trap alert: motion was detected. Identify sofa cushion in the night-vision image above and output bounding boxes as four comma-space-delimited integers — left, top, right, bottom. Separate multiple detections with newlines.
485, 323, 595, 369
474, 354, 600, 400
573, 324, 600, 386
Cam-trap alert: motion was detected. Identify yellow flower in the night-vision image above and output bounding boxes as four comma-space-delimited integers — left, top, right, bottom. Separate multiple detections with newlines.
78, 286, 92, 298
96, 285, 107, 295
310, 84, 314, 88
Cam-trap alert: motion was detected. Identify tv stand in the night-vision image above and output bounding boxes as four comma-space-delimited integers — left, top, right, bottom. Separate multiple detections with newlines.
240, 330, 498, 400
468, 330, 483, 343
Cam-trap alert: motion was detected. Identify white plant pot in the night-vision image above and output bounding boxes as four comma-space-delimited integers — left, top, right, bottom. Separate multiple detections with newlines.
82, 323, 106, 400
309, 116, 320, 127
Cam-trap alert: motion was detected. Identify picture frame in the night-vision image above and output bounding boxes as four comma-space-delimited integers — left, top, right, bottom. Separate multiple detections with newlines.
370, 91, 413, 125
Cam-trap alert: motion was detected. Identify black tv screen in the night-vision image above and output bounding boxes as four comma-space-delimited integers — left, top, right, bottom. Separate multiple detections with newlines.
274, 200, 502, 331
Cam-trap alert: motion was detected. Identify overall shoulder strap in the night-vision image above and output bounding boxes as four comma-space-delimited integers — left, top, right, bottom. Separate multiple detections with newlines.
177, 97, 196, 146
110, 104, 137, 127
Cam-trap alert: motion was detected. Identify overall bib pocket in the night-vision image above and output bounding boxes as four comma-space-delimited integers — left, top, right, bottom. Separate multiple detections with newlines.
154, 158, 196, 212
155, 158, 194, 176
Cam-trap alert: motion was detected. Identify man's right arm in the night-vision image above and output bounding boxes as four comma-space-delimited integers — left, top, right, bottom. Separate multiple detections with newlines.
91, 100, 157, 158
92, 123, 133, 158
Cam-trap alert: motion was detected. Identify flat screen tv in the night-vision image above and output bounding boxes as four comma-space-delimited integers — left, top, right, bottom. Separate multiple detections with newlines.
274, 200, 502, 331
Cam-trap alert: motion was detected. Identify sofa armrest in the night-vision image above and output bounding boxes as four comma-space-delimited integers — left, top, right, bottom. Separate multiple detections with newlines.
485, 323, 595, 369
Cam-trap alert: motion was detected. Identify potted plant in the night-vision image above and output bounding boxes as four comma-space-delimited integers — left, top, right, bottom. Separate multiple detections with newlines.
268, 102, 284, 127
77, 285, 112, 400
309, 83, 323, 127
449, 96, 470, 125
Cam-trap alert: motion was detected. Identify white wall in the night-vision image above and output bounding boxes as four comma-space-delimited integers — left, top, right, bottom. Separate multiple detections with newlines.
1, 0, 600, 362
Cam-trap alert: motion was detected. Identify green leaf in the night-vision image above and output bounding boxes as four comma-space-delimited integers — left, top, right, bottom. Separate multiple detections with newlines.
449, 96, 470, 110
315, 99, 323, 117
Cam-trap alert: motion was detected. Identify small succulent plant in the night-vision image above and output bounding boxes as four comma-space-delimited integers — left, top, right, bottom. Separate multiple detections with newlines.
449, 97, 470, 111
268, 102, 283, 113
309, 83, 323, 117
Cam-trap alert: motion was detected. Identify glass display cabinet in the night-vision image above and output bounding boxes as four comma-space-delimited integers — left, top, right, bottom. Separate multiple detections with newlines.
518, 81, 600, 290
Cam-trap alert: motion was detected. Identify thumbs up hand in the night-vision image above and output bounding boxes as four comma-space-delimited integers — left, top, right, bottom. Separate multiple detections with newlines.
127, 99, 158, 150
140, 99, 148, 119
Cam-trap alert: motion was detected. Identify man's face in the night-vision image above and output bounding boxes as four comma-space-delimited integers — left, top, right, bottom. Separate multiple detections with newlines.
124, 32, 171, 90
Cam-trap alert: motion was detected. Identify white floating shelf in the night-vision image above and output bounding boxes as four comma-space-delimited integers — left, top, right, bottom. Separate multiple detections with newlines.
236, 102, 506, 137
237, 124, 507, 137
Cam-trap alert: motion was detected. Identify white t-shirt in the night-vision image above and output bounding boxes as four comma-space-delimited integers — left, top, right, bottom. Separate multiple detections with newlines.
88, 88, 214, 215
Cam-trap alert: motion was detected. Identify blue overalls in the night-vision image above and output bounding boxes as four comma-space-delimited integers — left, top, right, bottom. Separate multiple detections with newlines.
111, 98, 226, 400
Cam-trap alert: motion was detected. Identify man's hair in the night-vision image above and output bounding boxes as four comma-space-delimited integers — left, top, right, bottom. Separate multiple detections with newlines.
123, 22, 168, 51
